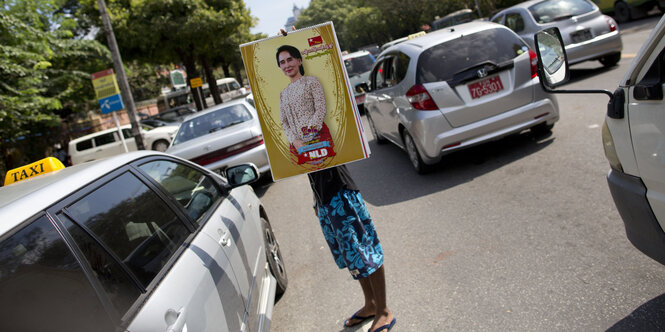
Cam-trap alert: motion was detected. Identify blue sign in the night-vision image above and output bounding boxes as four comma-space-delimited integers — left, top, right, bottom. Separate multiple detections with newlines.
98, 94, 124, 114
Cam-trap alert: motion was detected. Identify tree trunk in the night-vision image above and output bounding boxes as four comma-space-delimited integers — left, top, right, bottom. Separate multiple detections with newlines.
175, 46, 204, 111
222, 62, 231, 78
232, 62, 243, 85
201, 55, 222, 105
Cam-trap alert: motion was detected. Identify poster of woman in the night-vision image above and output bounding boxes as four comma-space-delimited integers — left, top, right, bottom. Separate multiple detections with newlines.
240, 22, 370, 181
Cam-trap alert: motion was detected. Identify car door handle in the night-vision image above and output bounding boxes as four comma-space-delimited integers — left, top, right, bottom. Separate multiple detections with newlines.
165, 307, 187, 332
218, 228, 231, 247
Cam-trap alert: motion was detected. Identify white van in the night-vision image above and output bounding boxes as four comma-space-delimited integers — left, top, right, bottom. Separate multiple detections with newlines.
68, 125, 178, 165
534, 17, 665, 265
201, 78, 247, 107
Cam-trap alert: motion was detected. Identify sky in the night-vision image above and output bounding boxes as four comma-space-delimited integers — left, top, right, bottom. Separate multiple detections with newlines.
245, 0, 311, 36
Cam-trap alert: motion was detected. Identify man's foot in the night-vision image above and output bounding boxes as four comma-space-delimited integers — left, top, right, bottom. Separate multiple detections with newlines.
344, 307, 375, 328
369, 312, 395, 332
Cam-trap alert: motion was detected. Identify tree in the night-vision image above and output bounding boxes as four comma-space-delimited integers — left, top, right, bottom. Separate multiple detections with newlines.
0, 0, 110, 176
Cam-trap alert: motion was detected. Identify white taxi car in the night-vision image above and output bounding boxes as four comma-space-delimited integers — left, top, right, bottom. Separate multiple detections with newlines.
534, 16, 665, 266
0, 151, 287, 331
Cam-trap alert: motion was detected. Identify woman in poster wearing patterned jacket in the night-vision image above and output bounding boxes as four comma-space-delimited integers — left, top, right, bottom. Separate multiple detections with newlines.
277, 44, 336, 165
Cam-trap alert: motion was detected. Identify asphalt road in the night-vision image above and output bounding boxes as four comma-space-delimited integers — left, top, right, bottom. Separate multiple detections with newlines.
257, 15, 665, 332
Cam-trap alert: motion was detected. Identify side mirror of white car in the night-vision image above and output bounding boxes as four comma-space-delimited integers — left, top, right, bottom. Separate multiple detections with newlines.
534, 27, 569, 89
226, 164, 259, 187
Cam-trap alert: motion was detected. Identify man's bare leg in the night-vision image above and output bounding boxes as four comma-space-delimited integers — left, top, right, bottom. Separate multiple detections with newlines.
344, 277, 376, 327
367, 265, 394, 331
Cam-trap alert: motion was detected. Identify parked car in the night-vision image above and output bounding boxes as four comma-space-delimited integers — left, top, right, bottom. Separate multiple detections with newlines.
431, 8, 478, 31
68, 124, 178, 165
491, 0, 622, 67
533, 16, 665, 266
167, 99, 270, 176
0, 151, 287, 331
152, 105, 196, 123
343, 50, 376, 114
593, 0, 664, 23
363, 21, 560, 174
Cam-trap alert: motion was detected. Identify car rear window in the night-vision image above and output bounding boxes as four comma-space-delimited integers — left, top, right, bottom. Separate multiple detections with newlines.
528, 0, 595, 24
173, 104, 253, 145
345, 54, 375, 77
416, 28, 527, 84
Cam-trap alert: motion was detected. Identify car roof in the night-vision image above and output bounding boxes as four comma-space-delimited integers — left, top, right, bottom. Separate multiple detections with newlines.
181, 98, 250, 121
380, 21, 507, 57
343, 50, 371, 59
0, 151, 167, 235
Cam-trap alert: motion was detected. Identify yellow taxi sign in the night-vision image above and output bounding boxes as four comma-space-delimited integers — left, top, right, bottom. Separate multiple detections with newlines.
408, 31, 426, 40
4, 157, 65, 186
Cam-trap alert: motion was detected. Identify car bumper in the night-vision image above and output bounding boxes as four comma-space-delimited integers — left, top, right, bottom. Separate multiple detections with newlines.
607, 168, 665, 265
203, 144, 271, 175
566, 30, 623, 65
411, 96, 559, 164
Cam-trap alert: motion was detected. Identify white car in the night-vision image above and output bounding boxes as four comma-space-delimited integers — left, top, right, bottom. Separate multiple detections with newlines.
534, 16, 665, 265
68, 124, 178, 165
0, 151, 287, 331
167, 99, 270, 176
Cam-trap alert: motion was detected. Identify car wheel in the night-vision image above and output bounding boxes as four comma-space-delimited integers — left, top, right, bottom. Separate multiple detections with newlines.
151, 139, 169, 152
262, 217, 287, 297
599, 52, 621, 67
366, 113, 387, 144
403, 131, 431, 174
614, 1, 631, 23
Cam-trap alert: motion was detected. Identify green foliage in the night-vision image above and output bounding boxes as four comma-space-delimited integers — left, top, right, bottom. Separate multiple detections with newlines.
296, 0, 511, 50
0, 0, 111, 173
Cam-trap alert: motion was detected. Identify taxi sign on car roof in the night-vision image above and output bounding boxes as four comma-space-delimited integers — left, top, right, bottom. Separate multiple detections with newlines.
4, 157, 65, 186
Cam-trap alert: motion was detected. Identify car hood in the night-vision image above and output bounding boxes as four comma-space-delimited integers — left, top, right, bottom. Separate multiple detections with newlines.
166, 121, 260, 160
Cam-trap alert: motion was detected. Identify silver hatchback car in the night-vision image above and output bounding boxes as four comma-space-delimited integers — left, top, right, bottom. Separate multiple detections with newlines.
491, 0, 623, 67
167, 99, 270, 176
0, 151, 287, 331
364, 22, 560, 173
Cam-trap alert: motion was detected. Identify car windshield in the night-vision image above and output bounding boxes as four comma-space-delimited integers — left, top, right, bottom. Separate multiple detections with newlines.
172, 104, 252, 145
416, 28, 527, 84
528, 0, 595, 24
345, 54, 375, 77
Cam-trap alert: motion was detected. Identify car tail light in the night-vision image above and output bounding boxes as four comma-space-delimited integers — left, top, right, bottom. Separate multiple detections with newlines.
529, 49, 538, 79
607, 18, 617, 32
406, 85, 438, 110
355, 94, 366, 105
191, 135, 264, 166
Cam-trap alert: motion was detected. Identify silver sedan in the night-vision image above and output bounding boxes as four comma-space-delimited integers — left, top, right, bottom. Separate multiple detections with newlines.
491, 0, 623, 67
167, 99, 270, 176
364, 22, 560, 174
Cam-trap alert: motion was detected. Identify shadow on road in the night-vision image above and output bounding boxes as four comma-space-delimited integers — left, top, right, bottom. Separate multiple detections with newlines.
607, 292, 665, 331
348, 127, 555, 206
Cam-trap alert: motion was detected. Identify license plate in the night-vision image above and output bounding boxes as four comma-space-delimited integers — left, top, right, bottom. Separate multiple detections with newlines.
571, 29, 592, 43
468, 75, 504, 99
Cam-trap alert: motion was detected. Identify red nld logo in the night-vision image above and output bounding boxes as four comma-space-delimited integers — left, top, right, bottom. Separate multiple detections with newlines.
308, 36, 323, 47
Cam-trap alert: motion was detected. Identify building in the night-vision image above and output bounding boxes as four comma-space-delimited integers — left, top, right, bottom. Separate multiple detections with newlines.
284, 4, 302, 30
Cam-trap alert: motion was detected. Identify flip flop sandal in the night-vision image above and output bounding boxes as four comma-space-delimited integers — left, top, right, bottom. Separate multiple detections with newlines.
371, 317, 397, 332
343, 309, 375, 328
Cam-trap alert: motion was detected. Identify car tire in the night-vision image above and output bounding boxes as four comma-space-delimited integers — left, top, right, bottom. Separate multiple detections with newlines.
599, 52, 621, 67
367, 113, 387, 144
151, 139, 169, 152
403, 131, 431, 174
614, 1, 631, 23
262, 217, 287, 297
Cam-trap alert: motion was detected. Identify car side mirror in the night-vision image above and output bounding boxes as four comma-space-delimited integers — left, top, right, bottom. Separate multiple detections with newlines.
534, 27, 569, 90
356, 83, 370, 93
225, 164, 259, 187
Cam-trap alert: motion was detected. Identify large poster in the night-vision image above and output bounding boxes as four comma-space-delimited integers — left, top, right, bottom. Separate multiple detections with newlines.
240, 22, 370, 181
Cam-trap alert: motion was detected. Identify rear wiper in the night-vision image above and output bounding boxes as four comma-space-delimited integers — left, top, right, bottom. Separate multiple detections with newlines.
449, 60, 514, 87
209, 127, 224, 133
222, 120, 244, 129
551, 14, 573, 21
